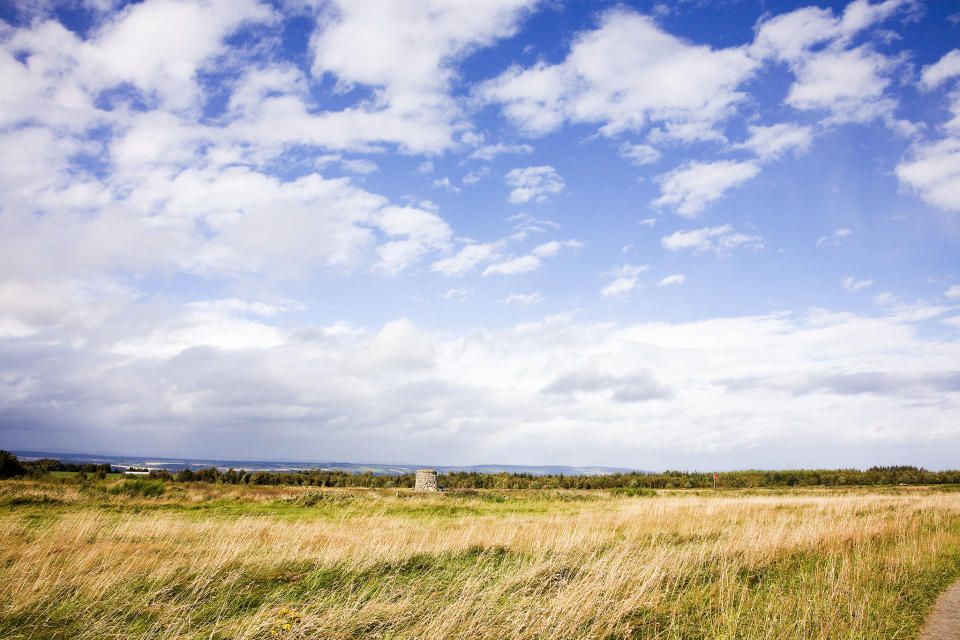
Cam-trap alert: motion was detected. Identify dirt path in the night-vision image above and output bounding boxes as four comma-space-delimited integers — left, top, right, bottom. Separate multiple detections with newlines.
918, 580, 960, 640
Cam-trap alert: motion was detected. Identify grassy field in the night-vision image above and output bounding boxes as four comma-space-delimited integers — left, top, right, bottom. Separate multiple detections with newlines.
48, 471, 125, 480
1, 479, 960, 640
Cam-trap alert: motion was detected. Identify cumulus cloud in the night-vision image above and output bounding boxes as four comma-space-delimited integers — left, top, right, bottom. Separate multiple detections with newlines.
739, 123, 814, 160
784, 45, 897, 124
431, 241, 504, 277
652, 160, 760, 217
3, 0, 960, 470
920, 49, 960, 90
373, 206, 453, 275
304, 0, 539, 153
483, 255, 541, 276
479, 8, 757, 140
505, 165, 565, 203
618, 142, 662, 166
751, 0, 912, 125
0, 1, 512, 289
945, 285, 960, 299
601, 264, 649, 299
468, 143, 534, 161
481, 239, 580, 276
895, 49, 960, 212
431, 177, 461, 193
661, 225, 764, 255
896, 139, 960, 212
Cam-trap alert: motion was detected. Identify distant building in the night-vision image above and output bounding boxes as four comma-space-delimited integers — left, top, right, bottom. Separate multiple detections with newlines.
415, 469, 439, 491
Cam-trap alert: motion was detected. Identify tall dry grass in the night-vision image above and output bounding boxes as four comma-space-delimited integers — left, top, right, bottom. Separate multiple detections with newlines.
1, 482, 959, 639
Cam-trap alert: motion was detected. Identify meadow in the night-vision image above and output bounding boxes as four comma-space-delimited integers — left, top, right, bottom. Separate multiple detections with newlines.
2, 478, 960, 640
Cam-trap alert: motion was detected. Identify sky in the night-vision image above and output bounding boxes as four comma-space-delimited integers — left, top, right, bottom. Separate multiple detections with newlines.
1, 0, 960, 470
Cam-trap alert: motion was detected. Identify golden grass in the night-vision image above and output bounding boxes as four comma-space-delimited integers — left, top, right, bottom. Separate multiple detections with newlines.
1, 481, 959, 639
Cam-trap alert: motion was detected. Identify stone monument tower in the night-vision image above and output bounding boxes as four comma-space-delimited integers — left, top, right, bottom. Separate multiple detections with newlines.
415, 468, 439, 491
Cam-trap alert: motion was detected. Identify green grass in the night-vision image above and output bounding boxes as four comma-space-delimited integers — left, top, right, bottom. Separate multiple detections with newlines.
49, 471, 124, 480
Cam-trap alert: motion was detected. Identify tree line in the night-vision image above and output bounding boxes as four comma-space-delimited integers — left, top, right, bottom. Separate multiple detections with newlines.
0, 451, 113, 478
2, 451, 958, 488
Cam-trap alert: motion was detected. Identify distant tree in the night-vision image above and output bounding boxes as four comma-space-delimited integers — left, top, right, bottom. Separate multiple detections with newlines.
148, 469, 174, 481
0, 450, 26, 478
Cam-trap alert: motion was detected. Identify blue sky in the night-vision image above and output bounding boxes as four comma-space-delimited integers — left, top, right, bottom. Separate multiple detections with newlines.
1, 0, 960, 469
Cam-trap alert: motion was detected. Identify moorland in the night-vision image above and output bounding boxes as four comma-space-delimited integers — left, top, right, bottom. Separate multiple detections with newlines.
2, 473, 960, 640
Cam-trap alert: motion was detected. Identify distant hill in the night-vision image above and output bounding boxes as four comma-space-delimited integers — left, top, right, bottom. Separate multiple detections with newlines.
11, 450, 638, 476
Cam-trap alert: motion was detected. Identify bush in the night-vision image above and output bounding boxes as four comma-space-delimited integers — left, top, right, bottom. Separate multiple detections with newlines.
109, 478, 165, 497
0, 450, 26, 478
609, 487, 657, 497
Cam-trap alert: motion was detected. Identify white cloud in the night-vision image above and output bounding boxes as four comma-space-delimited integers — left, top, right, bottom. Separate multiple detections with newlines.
896, 138, 960, 211
432, 177, 461, 193
85, 0, 273, 110
468, 143, 534, 161
945, 285, 960, 299
657, 274, 686, 287
463, 168, 490, 184
661, 225, 764, 255
341, 158, 379, 174
752, 0, 912, 125
480, 8, 757, 140
7, 304, 960, 466
653, 160, 760, 217
483, 254, 541, 276
740, 123, 814, 160
601, 264, 649, 299
785, 46, 896, 124
921, 50, 960, 90
618, 142, 661, 166
505, 165, 565, 203
639, 218, 657, 227
817, 228, 853, 247
501, 292, 544, 306
543, 369, 672, 403
372, 206, 453, 275
531, 239, 583, 257
842, 276, 873, 292
431, 241, 503, 277
481, 238, 580, 276
304, 0, 538, 153
183, 298, 305, 317
342, 318, 435, 375
442, 288, 471, 301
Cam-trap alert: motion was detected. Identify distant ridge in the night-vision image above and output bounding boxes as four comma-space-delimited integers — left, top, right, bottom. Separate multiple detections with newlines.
11, 450, 638, 477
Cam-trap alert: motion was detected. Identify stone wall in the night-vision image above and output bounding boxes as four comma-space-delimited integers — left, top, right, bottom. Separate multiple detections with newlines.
415, 468, 439, 491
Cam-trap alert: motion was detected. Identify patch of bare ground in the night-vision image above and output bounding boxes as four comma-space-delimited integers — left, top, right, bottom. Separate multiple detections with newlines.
919, 580, 960, 640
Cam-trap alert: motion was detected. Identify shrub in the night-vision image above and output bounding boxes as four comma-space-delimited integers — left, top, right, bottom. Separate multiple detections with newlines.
109, 478, 165, 497
0, 450, 26, 478
609, 487, 657, 497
